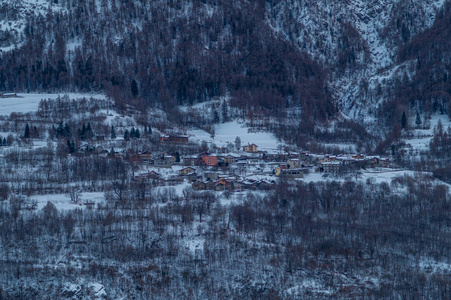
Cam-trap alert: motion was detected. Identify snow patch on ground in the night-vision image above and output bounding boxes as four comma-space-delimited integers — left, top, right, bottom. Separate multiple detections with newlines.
404, 114, 451, 151
153, 181, 191, 198
102, 109, 137, 127
63, 281, 107, 299
322, 143, 357, 152
303, 168, 425, 185
220, 190, 269, 206
188, 120, 283, 152
419, 258, 451, 274
359, 169, 420, 184
184, 234, 205, 256
31, 192, 105, 211
89, 282, 107, 299
0, 93, 106, 115
0, 0, 67, 51
286, 279, 333, 296
66, 39, 82, 52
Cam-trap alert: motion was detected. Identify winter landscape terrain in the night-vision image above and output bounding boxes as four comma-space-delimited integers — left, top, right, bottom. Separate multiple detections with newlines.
0, 0, 450, 299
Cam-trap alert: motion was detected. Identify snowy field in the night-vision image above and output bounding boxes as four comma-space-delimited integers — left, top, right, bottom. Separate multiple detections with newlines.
188, 120, 283, 152
359, 169, 421, 184
404, 114, 451, 151
63, 282, 107, 300
303, 168, 433, 185
31, 192, 105, 211
0, 93, 106, 115
322, 143, 357, 152
153, 181, 192, 198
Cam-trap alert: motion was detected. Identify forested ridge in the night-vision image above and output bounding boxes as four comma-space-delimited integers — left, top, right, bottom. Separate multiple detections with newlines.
0, 1, 449, 141
0, 0, 334, 124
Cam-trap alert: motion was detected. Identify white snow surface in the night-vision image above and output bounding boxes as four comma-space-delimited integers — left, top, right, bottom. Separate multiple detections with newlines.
188, 120, 283, 152
303, 167, 431, 186
359, 169, 420, 184
63, 282, 107, 299
286, 279, 333, 296
404, 114, 451, 151
0, 93, 106, 115
32, 192, 105, 211
0, 0, 66, 51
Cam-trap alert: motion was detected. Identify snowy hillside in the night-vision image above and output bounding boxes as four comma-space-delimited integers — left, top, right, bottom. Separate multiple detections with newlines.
0, 0, 447, 142
0, 0, 66, 50
267, 0, 447, 128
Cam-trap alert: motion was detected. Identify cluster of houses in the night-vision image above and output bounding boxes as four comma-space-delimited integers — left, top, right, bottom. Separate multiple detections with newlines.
129, 142, 391, 192
136, 165, 277, 192
71, 132, 391, 192
276, 153, 390, 177
187, 169, 276, 192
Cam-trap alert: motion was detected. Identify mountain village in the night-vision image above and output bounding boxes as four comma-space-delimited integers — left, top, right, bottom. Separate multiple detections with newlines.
94, 134, 392, 193
0, 0, 450, 297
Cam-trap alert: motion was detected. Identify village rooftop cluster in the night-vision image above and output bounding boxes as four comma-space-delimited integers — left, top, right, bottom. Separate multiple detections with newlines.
99, 135, 392, 192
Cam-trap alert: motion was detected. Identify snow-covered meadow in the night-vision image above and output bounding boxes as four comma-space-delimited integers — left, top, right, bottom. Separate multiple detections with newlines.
31, 192, 105, 211
404, 114, 451, 151
0, 93, 106, 115
188, 120, 284, 152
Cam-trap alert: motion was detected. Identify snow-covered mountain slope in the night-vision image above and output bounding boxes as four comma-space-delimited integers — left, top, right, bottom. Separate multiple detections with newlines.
0, 0, 66, 50
268, 0, 443, 69
0, 0, 449, 140
266, 0, 447, 133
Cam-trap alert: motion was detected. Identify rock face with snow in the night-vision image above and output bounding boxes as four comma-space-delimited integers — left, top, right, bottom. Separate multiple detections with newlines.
267, 0, 447, 126
0, 0, 66, 49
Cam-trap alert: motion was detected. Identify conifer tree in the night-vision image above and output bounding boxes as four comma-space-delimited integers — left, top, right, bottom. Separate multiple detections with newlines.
24, 124, 30, 139
67, 140, 75, 153
222, 101, 229, 123
86, 123, 93, 139
56, 122, 64, 138
111, 125, 116, 139
131, 79, 138, 97
78, 123, 86, 140
415, 112, 422, 128
64, 123, 72, 138
33, 126, 39, 138
401, 112, 407, 129
124, 129, 130, 141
